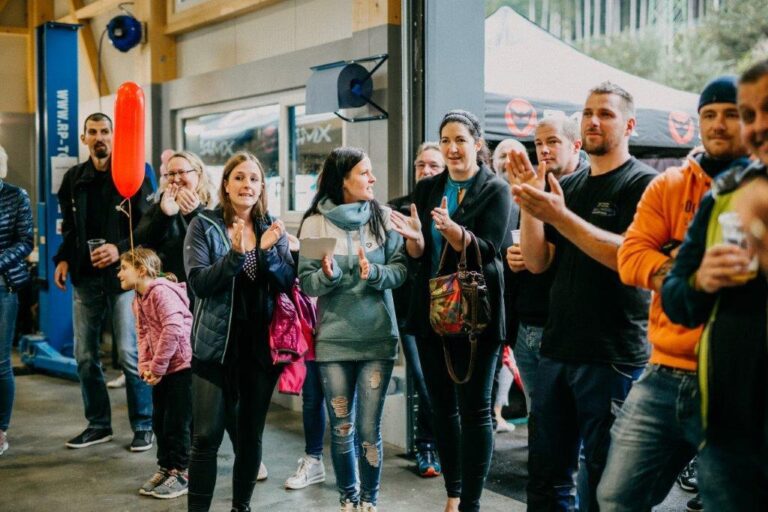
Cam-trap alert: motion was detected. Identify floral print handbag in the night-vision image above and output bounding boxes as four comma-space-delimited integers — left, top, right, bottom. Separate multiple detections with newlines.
429, 228, 491, 383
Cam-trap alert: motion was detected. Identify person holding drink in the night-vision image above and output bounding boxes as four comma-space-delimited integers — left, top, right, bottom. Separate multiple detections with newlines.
662, 59, 768, 511
54, 112, 155, 451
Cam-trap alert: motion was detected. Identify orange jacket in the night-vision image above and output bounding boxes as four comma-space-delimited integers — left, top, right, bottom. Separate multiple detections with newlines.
617, 154, 711, 370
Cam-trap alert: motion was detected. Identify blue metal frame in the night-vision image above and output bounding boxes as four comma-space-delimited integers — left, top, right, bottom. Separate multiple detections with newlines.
19, 22, 80, 380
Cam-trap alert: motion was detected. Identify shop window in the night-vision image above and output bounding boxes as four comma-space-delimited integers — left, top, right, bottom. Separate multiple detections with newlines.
288, 105, 343, 214
183, 104, 282, 215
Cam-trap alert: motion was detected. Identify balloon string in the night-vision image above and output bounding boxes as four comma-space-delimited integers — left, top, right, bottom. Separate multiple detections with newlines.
117, 198, 135, 266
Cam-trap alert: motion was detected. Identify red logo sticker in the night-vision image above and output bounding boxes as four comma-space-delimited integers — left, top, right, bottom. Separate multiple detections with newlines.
505, 98, 538, 137
668, 111, 695, 145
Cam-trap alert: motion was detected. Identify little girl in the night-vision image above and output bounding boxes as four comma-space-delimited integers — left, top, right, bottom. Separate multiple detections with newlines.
117, 247, 193, 500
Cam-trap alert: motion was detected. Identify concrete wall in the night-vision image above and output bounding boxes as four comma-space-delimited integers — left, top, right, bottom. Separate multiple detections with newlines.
0, 113, 36, 219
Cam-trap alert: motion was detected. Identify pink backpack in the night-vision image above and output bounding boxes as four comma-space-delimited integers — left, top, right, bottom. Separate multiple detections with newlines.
269, 279, 317, 365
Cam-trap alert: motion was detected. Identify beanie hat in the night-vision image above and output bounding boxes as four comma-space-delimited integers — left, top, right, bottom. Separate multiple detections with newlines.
698, 75, 738, 111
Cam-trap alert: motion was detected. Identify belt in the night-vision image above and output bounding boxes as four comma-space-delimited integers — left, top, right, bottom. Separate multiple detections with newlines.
653, 363, 696, 376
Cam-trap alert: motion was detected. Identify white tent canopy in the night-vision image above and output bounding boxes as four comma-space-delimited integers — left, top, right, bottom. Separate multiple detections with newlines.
485, 7, 700, 150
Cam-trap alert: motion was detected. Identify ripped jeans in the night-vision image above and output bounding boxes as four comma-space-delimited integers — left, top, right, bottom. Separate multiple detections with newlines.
318, 359, 394, 506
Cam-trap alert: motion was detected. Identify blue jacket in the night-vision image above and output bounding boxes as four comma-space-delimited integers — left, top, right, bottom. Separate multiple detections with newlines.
0, 181, 33, 291
662, 161, 768, 444
184, 208, 295, 364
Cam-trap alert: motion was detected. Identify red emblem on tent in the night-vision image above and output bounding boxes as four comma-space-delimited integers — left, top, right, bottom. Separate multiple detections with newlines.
668, 111, 695, 145
505, 98, 537, 137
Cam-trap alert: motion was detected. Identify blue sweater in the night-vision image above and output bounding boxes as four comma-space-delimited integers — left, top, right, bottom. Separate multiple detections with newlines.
299, 200, 407, 361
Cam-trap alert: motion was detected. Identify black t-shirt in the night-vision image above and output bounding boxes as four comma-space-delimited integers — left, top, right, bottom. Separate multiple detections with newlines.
81, 170, 111, 277
542, 157, 655, 365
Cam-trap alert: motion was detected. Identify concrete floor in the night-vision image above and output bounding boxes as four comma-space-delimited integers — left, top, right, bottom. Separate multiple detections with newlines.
1, 368, 524, 512
2, 362, 694, 512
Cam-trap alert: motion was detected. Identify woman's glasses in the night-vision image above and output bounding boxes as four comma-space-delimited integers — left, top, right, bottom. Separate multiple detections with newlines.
163, 168, 196, 180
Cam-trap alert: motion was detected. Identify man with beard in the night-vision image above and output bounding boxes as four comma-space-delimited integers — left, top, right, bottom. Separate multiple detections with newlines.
663, 59, 768, 510
509, 83, 656, 511
54, 113, 155, 451
599, 76, 747, 512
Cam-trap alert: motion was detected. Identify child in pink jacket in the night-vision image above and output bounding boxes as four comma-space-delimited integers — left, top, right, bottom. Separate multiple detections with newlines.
118, 247, 193, 500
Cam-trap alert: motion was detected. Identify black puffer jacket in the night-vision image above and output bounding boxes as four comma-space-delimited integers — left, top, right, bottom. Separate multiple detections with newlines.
0, 181, 33, 291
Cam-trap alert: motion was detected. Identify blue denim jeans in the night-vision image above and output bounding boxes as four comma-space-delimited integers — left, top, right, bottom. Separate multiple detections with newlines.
597, 364, 701, 511
302, 360, 326, 458
0, 285, 18, 431
72, 278, 152, 431
527, 357, 643, 512
513, 322, 543, 407
401, 334, 435, 449
319, 359, 394, 506
698, 439, 768, 510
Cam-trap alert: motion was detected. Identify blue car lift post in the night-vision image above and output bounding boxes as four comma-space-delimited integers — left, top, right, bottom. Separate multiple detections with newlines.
18, 22, 80, 380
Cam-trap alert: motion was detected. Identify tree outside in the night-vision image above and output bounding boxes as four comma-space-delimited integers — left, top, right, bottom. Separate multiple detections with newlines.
486, 0, 768, 93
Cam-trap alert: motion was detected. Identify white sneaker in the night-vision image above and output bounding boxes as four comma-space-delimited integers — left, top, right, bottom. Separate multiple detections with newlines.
496, 420, 515, 433
257, 461, 268, 481
284, 455, 326, 490
0, 430, 8, 456
339, 501, 356, 512
359, 502, 377, 512
107, 373, 126, 388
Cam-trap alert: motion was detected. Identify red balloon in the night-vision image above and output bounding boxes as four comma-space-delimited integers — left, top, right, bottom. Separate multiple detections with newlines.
112, 82, 145, 198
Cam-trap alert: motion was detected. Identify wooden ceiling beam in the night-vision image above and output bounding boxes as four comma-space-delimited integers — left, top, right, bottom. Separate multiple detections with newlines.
136, 0, 176, 84
0, 25, 28, 35
56, 0, 124, 22
68, 0, 110, 96
26, 1, 54, 112
164, 0, 282, 36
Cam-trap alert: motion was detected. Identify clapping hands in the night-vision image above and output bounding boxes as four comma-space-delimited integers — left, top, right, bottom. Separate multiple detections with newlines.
260, 219, 285, 251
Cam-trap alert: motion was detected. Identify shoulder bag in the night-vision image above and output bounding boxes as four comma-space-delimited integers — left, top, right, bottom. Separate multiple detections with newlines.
428, 228, 491, 383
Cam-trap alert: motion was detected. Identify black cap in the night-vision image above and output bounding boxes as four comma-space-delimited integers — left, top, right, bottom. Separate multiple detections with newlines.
698, 75, 738, 111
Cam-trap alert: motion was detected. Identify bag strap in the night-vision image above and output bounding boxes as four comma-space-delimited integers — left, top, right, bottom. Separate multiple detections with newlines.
442, 334, 477, 384
436, 226, 467, 275
466, 231, 483, 268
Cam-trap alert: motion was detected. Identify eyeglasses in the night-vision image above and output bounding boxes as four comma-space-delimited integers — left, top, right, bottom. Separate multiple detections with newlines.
163, 169, 196, 180
415, 161, 443, 170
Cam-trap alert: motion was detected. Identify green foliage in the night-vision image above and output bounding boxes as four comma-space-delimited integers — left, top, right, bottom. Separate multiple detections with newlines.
487, 0, 768, 93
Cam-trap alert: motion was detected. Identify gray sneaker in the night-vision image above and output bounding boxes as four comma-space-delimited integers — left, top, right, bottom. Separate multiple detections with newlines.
285, 455, 326, 489
151, 470, 188, 499
139, 467, 168, 496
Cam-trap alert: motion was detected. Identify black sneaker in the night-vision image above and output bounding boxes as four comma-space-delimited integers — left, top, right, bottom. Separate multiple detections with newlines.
686, 494, 703, 512
66, 427, 113, 449
677, 457, 698, 492
130, 431, 154, 452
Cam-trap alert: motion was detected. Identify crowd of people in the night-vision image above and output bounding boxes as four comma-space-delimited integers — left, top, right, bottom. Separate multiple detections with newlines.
1, 58, 768, 512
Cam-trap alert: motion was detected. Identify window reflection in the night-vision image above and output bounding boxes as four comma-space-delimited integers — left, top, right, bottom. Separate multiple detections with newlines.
289, 105, 343, 213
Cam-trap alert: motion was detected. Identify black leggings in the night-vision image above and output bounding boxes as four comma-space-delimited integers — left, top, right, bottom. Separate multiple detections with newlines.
187, 357, 280, 511
417, 334, 501, 512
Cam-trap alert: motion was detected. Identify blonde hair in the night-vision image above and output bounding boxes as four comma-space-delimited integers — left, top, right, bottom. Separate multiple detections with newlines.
161, 150, 216, 207
219, 151, 268, 226
120, 247, 178, 282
